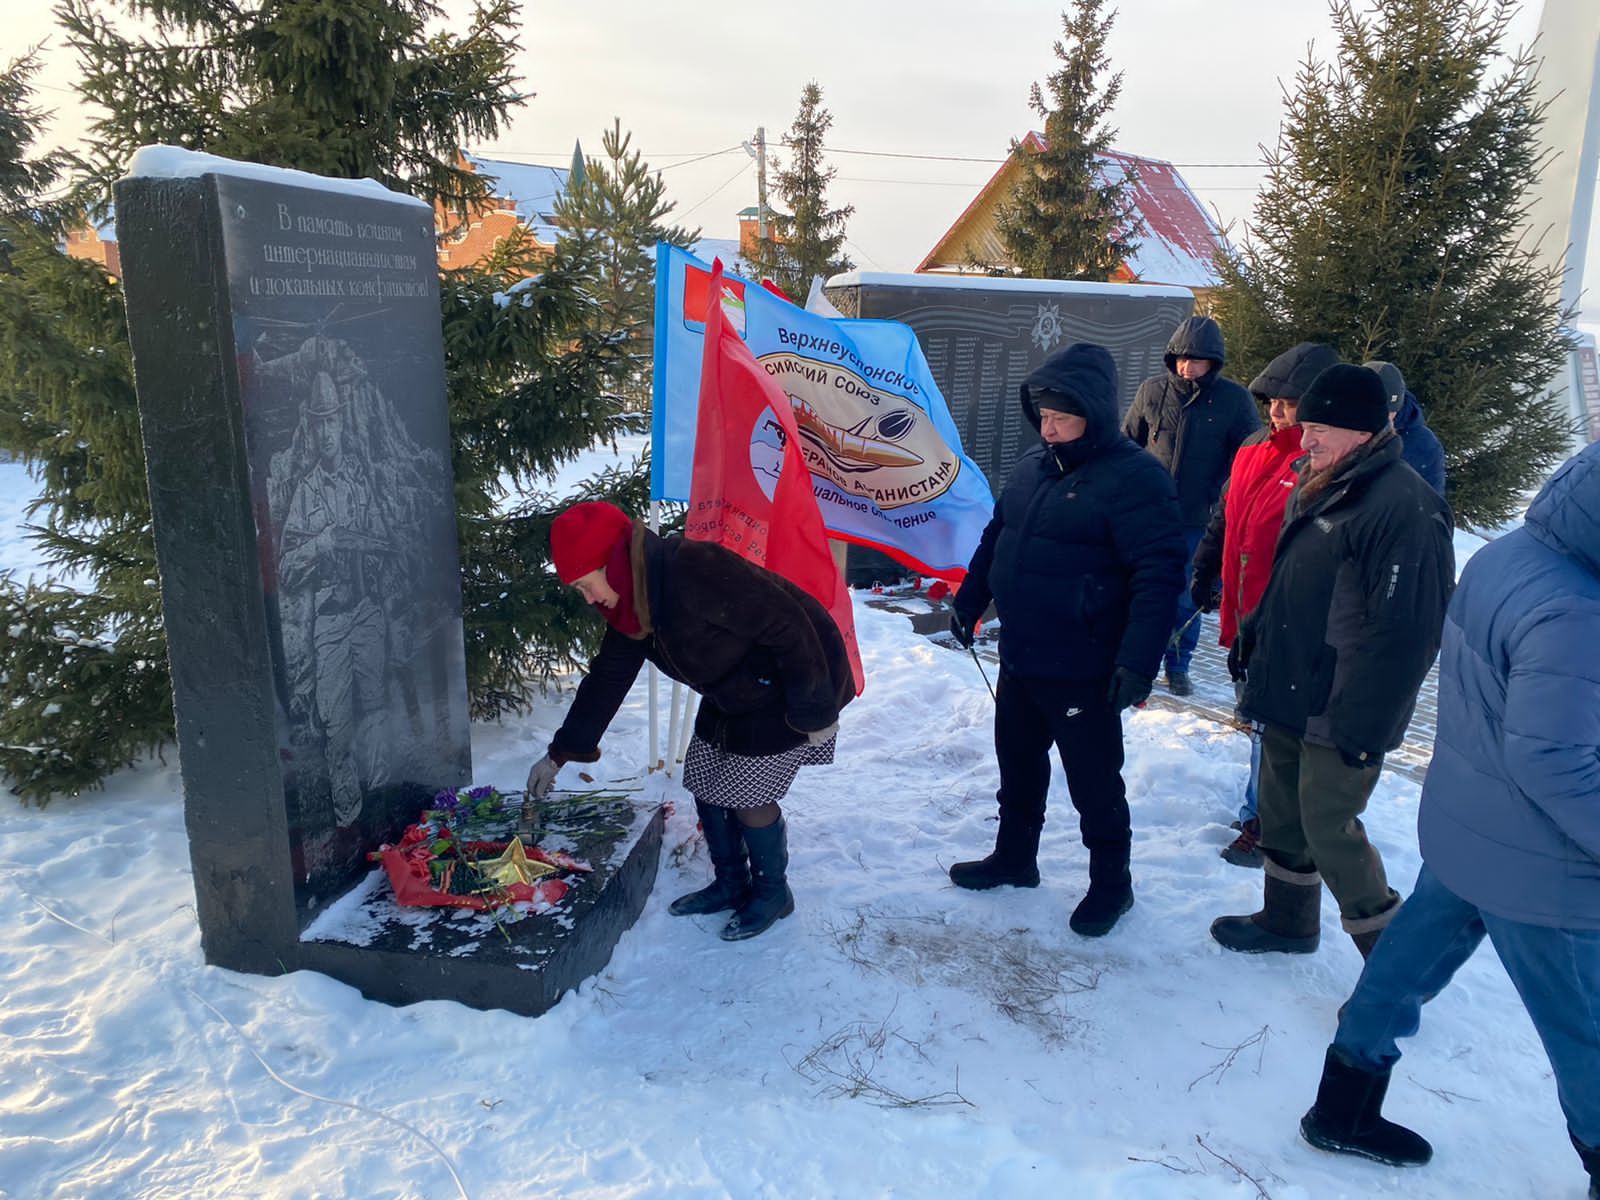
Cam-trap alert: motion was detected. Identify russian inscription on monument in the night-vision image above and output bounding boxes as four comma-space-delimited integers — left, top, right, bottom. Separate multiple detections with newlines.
225, 178, 469, 905
117, 152, 471, 966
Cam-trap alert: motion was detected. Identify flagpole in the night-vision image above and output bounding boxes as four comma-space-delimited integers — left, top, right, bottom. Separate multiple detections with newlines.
665, 680, 683, 777
674, 691, 699, 770
648, 500, 661, 772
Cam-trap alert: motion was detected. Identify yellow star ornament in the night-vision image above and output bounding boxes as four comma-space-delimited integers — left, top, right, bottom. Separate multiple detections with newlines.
476, 838, 559, 888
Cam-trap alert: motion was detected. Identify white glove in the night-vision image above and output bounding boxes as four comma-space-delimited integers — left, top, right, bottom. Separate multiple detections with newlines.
525, 755, 561, 799
804, 721, 839, 746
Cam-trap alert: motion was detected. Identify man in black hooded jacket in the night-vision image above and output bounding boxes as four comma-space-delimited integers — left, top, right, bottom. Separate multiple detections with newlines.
1123, 315, 1260, 695
949, 343, 1187, 937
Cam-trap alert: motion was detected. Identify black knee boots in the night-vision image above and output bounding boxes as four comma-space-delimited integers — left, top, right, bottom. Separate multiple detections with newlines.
721, 816, 794, 941
1300, 1047, 1433, 1167
669, 801, 751, 917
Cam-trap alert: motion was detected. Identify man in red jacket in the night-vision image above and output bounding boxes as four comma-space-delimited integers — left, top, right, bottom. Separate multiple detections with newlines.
1190, 342, 1339, 866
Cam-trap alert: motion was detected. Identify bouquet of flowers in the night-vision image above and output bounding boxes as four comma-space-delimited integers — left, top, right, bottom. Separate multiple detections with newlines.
376, 785, 591, 911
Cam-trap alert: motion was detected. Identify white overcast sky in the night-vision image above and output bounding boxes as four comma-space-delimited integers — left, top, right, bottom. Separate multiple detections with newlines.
8, 0, 1595, 320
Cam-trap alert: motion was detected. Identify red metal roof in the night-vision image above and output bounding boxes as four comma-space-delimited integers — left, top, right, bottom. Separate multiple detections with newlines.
917, 134, 1227, 288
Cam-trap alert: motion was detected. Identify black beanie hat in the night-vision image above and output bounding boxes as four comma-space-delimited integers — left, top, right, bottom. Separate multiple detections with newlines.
1296, 364, 1391, 434
1031, 387, 1086, 417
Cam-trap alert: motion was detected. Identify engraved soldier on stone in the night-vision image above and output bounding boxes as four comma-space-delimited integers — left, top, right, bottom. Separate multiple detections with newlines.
276, 368, 394, 826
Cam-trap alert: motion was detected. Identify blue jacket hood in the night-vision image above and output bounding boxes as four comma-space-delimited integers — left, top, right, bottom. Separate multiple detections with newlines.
1525, 439, 1600, 581
1020, 342, 1121, 450
1394, 390, 1425, 431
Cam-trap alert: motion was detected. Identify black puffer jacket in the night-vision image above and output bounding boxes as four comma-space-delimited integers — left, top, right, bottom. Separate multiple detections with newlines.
954, 343, 1187, 683
1122, 316, 1261, 527
551, 525, 855, 759
1238, 430, 1454, 758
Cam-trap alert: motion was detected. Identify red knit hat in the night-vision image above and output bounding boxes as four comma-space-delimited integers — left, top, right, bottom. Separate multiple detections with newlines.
550, 502, 634, 584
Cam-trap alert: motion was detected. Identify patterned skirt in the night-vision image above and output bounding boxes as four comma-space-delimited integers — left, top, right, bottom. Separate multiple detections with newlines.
681, 732, 837, 810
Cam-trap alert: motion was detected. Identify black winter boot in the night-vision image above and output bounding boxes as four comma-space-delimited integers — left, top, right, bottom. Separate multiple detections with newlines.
1070, 847, 1134, 937
721, 817, 794, 941
949, 812, 1043, 890
1572, 1132, 1600, 1200
1211, 858, 1322, 953
669, 801, 751, 916
1300, 1047, 1433, 1167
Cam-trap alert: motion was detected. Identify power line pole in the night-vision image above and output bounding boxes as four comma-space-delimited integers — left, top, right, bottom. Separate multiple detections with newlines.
752, 125, 770, 240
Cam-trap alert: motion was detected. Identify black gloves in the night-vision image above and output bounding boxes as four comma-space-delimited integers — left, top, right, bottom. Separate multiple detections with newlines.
1190, 573, 1221, 614
1107, 667, 1152, 711
949, 612, 977, 649
1227, 622, 1256, 683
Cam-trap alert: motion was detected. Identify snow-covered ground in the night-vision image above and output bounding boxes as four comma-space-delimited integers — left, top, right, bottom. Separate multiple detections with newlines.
0, 450, 1586, 1199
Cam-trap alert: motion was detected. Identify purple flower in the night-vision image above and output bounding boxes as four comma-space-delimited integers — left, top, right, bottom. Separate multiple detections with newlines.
433, 789, 461, 810
466, 785, 496, 802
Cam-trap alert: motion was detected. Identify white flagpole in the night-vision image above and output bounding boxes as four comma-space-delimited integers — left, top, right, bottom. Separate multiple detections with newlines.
647, 500, 660, 772
674, 690, 699, 770
664, 679, 683, 777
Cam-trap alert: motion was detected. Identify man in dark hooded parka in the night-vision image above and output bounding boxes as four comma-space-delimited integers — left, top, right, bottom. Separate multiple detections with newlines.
1123, 315, 1261, 695
948, 342, 1187, 938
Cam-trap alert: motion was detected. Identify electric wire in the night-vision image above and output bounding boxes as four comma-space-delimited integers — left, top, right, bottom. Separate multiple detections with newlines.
25, 892, 473, 1200
654, 144, 745, 171
678, 160, 752, 220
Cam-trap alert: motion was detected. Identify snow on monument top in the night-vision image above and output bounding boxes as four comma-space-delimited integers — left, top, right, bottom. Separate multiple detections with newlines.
824, 270, 1192, 301
123, 145, 430, 209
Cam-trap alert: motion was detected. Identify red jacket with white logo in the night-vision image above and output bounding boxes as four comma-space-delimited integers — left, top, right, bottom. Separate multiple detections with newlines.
1204, 424, 1304, 646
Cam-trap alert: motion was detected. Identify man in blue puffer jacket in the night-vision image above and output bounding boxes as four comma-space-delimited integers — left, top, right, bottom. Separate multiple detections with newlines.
1296, 441, 1600, 1196
949, 343, 1187, 938
1363, 360, 1446, 496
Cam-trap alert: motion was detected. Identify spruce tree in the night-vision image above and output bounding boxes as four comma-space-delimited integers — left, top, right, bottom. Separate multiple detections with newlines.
1212, 0, 1572, 528
994, 0, 1143, 281
552, 119, 699, 414
0, 50, 69, 244
0, 51, 172, 800
441, 225, 646, 721
0, 1, 634, 801
747, 82, 853, 300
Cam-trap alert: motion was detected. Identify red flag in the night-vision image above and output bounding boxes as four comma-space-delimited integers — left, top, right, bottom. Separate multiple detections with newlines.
687, 260, 864, 694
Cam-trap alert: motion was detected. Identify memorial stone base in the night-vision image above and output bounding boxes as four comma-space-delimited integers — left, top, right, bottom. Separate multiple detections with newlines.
300, 796, 665, 1017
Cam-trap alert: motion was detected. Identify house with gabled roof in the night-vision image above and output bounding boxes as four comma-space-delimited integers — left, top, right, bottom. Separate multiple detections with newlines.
434, 151, 571, 268
437, 151, 752, 274
917, 132, 1228, 303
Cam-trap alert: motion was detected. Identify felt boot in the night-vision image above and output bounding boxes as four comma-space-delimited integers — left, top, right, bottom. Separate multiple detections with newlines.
1211, 858, 1322, 953
1345, 895, 1402, 960
1300, 1047, 1433, 1167
669, 801, 750, 916
1572, 1133, 1600, 1200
